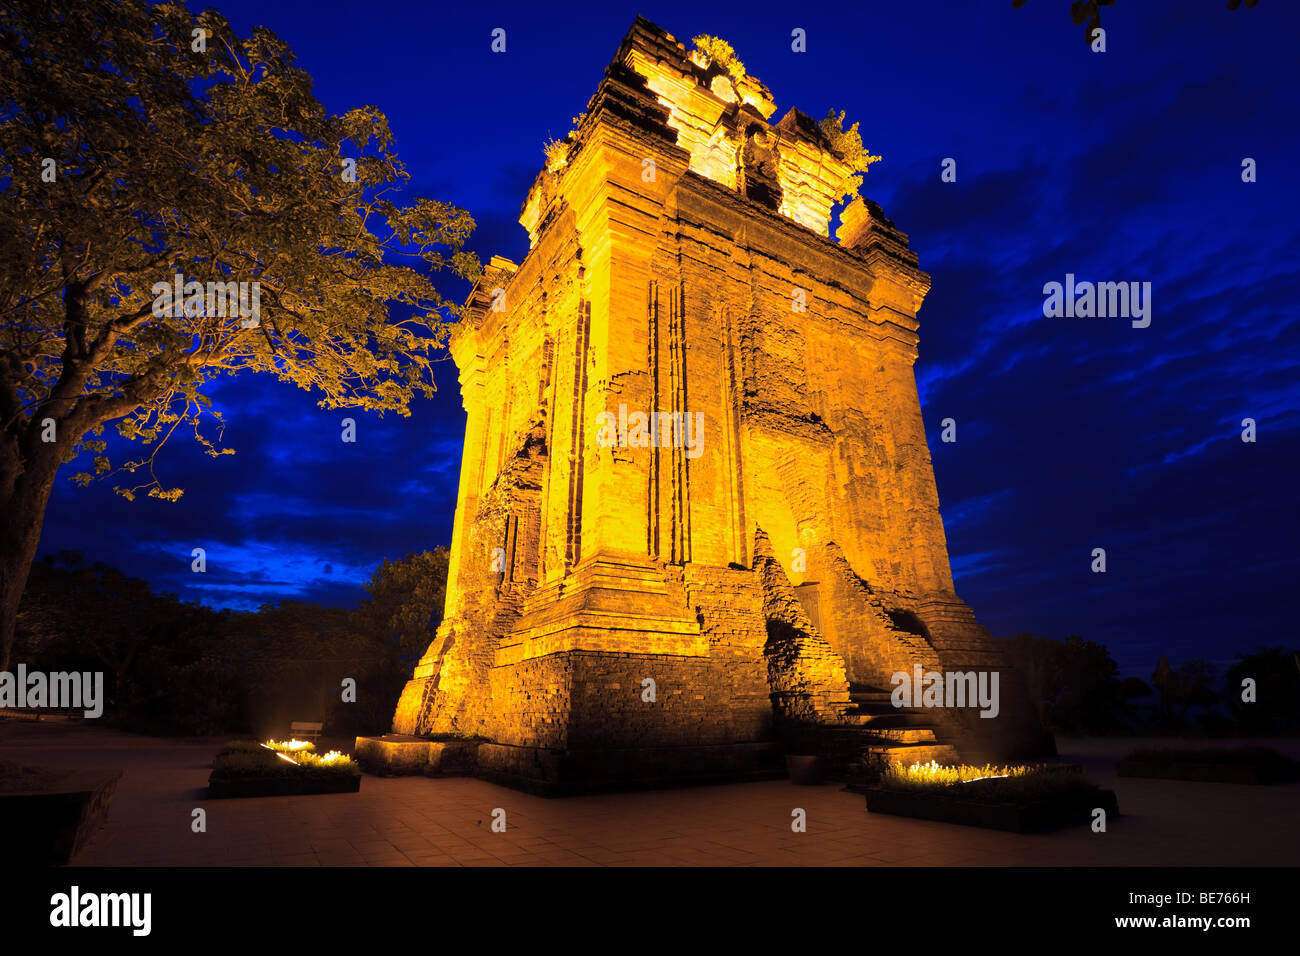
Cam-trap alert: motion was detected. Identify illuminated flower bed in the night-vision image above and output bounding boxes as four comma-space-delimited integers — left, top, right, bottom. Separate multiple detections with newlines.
262, 738, 316, 755
208, 741, 360, 799
863, 760, 1118, 833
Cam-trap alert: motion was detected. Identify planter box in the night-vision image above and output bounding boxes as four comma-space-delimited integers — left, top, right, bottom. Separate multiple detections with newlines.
864, 785, 1118, 833
1117, 756, 1299, 785
353, 734, 479, 776
207, 772, 360, 799
0, 769, 122, 865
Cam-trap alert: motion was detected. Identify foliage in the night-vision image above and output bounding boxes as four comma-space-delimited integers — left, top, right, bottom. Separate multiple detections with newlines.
542, 137, 570, 172
0, 0, 478, 672
15, 551, 246, 734
541, 113, 589, 173
1001, 633, 1300, 736
292, 749, 357, 771
1012, 1, 1256, 45
0, 0, 479, 495
879, 760, 1093, 802
1224, 647, 1300, 734
1000, 633, 1130, 733
14, 545, 450, 737
690, 35, 746, 82
356, 548, 449, 660
818, 111, 882, 203
211, 746, 357, 779
1119, 745, 1300, 783
263, 739, 316, 754
881, 760, 1033, 788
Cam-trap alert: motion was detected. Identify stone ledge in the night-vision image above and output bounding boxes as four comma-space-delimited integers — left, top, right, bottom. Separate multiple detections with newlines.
0, 768, 122, 865
353, 735, 480, 777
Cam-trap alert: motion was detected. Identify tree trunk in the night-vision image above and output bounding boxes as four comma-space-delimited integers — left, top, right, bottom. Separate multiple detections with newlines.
0, 450, 62, 674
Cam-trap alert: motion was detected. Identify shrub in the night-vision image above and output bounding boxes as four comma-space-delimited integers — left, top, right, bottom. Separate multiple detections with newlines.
263, 738, 317, 755
211, 744, 358, 780
877, 760, 1094, 803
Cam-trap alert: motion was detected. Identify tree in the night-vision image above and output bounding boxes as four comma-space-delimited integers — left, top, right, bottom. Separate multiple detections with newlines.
999, 632, 1065, 728
355, 548, 450, 660
1151, 655, 1173, 724
1169, 658, 1218, 724
1012, 0, 1258, 45
16, 550, 244, 733
0, 0, 479, 671
1225, 646, 1300, 734
1000, 632, 1128, 733
818, 110, 882, 205
690, 35, 747, 89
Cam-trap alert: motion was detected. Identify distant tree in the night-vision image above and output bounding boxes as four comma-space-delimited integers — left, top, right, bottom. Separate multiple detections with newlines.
1054, 635, 1126, 733
1152, 655, 1174, 724
1225, 646, 1300, 734
1000, 632, 1065, 728
14, 547, 452, 736
355, 548, 450, 661
15, 551, 243, 733
1000, 632, 1128, 734
1120, 676, 1153, 700
1013, 0, 1257, 45
0, 0, 479, 673
1169, 659, 1219, 723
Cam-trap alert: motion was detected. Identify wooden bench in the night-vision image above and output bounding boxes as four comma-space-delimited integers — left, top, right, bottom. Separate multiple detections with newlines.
290, 720, 323, 741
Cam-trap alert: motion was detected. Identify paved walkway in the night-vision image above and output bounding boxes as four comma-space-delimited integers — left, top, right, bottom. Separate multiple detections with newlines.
3, 720, 1297, 866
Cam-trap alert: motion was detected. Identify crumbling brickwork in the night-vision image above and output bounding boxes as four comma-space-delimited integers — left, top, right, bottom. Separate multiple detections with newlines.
392, 16, 1051, 791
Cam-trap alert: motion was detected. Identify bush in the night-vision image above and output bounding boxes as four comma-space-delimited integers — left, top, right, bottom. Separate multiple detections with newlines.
211, 743, 357, 780
877, 760, 1094, 803
262, 738, 317, 755
1118, 745, 1300, 784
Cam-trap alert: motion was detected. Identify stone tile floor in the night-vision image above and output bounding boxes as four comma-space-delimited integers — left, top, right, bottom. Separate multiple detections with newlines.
3, 720, 1297, 866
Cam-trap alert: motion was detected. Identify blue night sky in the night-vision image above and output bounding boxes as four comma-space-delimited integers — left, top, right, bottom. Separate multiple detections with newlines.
37, 1, 1299, 678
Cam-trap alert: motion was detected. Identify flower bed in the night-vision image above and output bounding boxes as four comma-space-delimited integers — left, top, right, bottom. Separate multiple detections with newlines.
863, 761, 1118, 833
1117, 746, 1300, 785
207, 741, 360, 798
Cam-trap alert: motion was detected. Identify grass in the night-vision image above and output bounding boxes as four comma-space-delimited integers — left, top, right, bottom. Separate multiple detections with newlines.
212, 741, 358, 780
877, 760, 1095, 803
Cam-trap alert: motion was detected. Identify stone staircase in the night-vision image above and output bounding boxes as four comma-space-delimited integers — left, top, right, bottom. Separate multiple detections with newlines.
816, 688, 959, 783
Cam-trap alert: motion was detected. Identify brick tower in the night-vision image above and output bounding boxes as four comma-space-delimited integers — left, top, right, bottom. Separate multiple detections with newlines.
392, 17, 1052, 792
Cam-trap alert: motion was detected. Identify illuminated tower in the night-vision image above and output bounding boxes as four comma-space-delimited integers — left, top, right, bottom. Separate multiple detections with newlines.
392, 17, 1050, 792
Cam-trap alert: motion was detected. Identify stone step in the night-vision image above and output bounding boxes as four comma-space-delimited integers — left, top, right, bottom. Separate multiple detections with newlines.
837, 712, 941, 743
843, 711, 936, 730
824, 721, 938, 744
859, 742, 960, 776
846, 702, 927, 717
849, 690, 893, 702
